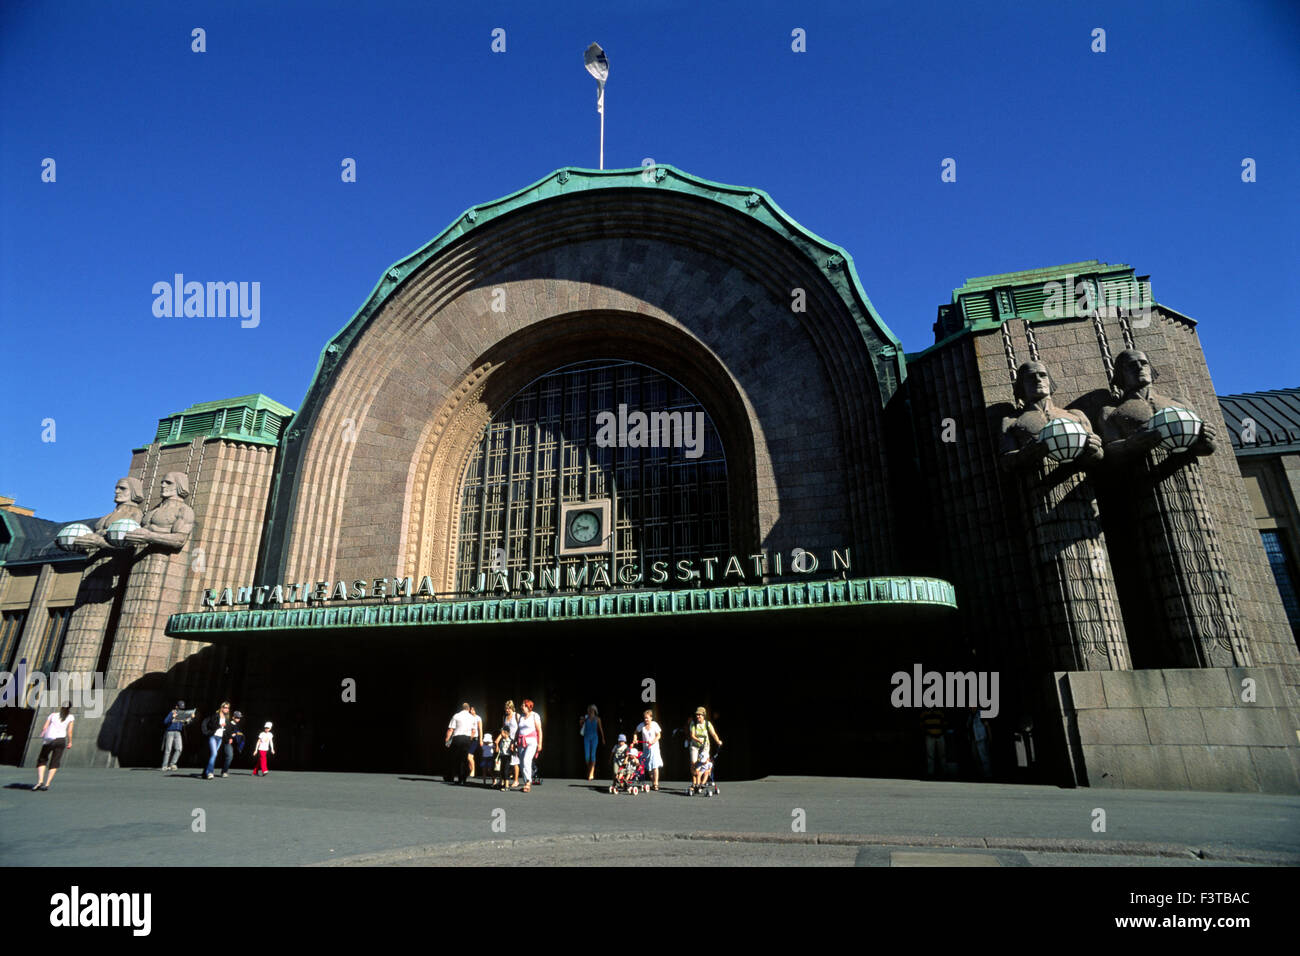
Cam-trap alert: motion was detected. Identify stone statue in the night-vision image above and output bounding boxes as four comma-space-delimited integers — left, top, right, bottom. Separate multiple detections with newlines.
1096, 349, 1248, 668
123, 472, 195, 550
999, 361, 1130, 671
58, 477, 146, 673
1000, 362, 1103, 470
72, 477, 146, 553
1098, 350, 1217, 462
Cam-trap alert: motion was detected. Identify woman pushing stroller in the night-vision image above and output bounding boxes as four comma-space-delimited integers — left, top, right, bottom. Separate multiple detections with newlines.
687, 707, 723, 794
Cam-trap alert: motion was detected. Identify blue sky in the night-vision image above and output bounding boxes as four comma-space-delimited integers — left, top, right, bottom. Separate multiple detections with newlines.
2, 0, 1297, 520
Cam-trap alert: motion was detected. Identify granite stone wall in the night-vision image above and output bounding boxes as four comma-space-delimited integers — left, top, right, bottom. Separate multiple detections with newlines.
265, 189, 901, 593
900, 307, 1300, 789
1054, 668, 1300, 793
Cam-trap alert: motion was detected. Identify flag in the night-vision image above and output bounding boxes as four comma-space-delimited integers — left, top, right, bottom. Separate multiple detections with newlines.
584, 43, 608, 115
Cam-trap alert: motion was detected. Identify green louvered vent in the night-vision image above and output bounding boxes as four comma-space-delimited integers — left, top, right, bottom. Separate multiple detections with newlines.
177, 412, 217, 440
961, 294, 995, 324
1012, 285, 1048, 316
149, 395, 293, 448
1101, 275, 1140, 309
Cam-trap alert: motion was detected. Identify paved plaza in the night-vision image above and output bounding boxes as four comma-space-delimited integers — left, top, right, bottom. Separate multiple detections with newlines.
2, 767, 1297, 866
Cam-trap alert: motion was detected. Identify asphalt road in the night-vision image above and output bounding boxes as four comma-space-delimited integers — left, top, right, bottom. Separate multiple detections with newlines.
2, 767, 1297, 866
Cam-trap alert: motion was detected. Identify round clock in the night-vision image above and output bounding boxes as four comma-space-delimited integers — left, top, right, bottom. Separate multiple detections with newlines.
569, 511, 600, 544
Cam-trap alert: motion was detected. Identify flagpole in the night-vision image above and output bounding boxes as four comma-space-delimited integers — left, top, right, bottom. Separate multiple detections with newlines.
584, 44, 609, 172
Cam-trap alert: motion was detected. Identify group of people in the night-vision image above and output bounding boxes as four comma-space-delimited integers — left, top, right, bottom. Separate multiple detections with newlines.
445, 699, 543, 791
28, 697, 278, 791
920, 707, 993, 779
163, 700, 276, 779
608, 707, 723, 793
444, 701, 723, 793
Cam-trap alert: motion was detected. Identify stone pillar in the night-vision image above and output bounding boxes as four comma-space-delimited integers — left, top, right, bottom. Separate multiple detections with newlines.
1097, 349, 1252, 670
1130, 449, 1250, 668
105, 545, 192, 685
1017, 458, 1131, 671
58, 552, 132, 675
999, 361, 1132, 673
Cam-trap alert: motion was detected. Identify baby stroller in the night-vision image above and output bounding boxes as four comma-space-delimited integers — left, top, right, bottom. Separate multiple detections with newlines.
609, 743, 647, 795
688, 746, 720, 797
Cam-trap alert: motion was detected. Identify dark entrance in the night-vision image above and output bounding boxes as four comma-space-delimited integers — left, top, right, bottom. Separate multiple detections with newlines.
218, 601, 965, 782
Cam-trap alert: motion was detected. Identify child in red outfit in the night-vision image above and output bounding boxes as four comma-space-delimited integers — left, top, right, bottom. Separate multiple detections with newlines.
253, 722, 275, 775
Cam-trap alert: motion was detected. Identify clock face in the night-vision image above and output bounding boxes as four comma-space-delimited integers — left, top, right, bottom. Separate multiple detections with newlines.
569, 511, 600, 544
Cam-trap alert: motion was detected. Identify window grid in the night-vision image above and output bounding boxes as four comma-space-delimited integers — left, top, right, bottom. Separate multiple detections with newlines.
0, 610, 27, 672
455, 361, 729, 593
1261, 530, 1300, 627
28, 608, 71, 674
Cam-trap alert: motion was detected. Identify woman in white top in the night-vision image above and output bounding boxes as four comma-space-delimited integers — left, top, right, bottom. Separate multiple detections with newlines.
34, 703, 75, 791
515, 699, 543, 793
495, 700, 520, 790
635, 708, 663, 791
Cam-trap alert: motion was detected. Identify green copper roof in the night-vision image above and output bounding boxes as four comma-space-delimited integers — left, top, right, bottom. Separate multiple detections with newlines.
171, 394, 294, 417
300, 165, 907, 418
150, 394, 294, 448
910, 261, 1154, 360
949, 260, 1127, 297
166, 575, 956, 641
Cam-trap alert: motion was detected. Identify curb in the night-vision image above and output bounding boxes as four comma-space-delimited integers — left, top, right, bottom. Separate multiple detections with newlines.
314, 831, 1300, 866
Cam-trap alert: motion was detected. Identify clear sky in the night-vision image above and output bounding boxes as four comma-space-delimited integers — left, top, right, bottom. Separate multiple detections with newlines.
2, 0, 1297, 520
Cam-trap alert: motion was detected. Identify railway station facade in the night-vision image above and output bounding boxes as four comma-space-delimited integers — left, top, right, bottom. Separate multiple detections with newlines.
2, 167, 1297, 791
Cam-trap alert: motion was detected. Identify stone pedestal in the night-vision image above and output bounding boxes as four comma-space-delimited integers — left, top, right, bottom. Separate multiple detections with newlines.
1051, 667, 1300, 793
1136, 452, 1251, 668
1019, 459, 1130, 672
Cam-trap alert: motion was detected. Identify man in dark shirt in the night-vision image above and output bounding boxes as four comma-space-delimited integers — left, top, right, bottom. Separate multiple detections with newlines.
220, 711, 246, 777
161, 700, 190, 771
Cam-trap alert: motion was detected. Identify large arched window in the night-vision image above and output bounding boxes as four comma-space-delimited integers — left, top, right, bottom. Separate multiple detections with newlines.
454, 360, 728, 592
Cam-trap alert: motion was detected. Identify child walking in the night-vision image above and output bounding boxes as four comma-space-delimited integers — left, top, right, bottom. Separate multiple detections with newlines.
253, 721, 275, 776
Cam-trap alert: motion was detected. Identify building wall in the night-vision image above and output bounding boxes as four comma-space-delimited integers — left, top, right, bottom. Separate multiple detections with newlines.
1237, 451, 1300, 623
24, 432, 284, 767
1055, 668, 1300, 793
267, 190, 901, 594
901, 306, 1300, 790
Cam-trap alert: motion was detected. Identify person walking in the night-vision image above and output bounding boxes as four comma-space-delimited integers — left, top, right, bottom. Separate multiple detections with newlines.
967, 707, 992, 779
445, 702, 477, 785
200, 702, 231, 779
253, 722, 275, 775
467, 705, 483, 780
580, 705, 605, 780
921, 708, 946, 778
161, 700, 190, 771
33, 702, 75, 791
495, 701, 520, 790
515, 699, 543, 793
687, 707, 722, 791
635, 708, 663, 791
220, 710, 246, 777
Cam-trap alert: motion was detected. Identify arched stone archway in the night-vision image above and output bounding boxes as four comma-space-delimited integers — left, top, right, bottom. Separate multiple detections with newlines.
259, 169, 902, 588
403, 313, 762, 590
